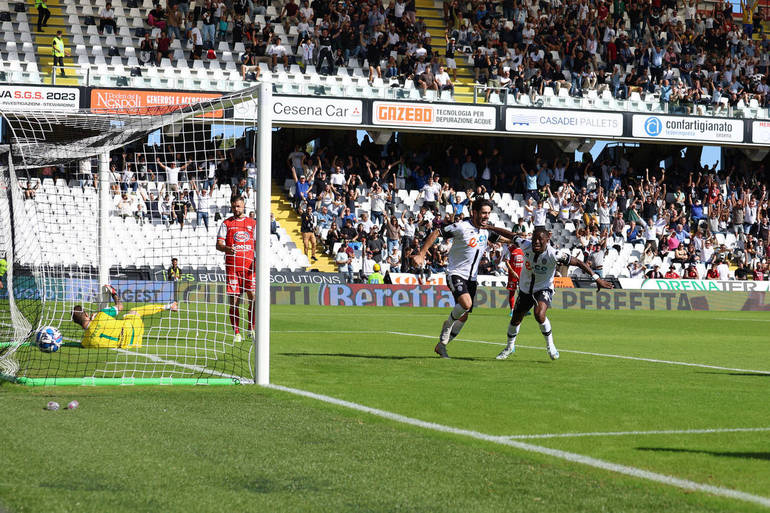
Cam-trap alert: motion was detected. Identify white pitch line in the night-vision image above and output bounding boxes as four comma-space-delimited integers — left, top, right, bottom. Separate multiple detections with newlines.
267, 383, 770, 509
112, 348, 253, 384
714, 317, 770, 323
387, 331, 770, 375
272, 330, 385, 334
506, 427, 770, 440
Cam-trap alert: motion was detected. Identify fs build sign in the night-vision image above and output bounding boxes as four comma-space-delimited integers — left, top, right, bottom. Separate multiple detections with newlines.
632, 115, 743, 143
372, 101, 496, 131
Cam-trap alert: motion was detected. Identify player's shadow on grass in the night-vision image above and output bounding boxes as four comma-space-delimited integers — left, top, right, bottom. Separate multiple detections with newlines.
636, 447, 770, 461
279, 352, 481, 361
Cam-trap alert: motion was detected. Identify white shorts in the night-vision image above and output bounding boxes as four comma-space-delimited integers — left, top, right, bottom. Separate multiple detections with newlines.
446, 58, 456, 69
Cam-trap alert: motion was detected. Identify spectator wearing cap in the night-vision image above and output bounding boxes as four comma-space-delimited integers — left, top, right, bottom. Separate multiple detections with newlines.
367, 263, 384, 284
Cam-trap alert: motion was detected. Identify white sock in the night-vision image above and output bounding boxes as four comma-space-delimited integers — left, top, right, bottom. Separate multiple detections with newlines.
447, 321, 465, 342
507, 323, 520, 346
540, 318, 553, 346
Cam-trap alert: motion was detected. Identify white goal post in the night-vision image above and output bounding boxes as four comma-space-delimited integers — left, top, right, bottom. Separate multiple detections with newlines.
0, 84, 272, 386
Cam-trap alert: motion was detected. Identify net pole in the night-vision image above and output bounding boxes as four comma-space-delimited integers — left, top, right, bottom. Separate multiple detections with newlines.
255, 83, 272, 385
98, 153, 110, 303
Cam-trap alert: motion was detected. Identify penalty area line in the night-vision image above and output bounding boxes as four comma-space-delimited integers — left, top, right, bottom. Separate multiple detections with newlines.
111, 348, 253, 383
387, 331, 770, 375
506, 427, 770, 440
267, 383, 770, 509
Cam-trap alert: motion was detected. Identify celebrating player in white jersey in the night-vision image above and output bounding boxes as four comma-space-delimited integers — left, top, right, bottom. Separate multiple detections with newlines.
487, 225, 613, 360
412, 198, 499, 358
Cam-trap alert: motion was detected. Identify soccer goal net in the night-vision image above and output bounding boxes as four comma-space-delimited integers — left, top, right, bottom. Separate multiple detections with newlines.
0, 87, 265, 386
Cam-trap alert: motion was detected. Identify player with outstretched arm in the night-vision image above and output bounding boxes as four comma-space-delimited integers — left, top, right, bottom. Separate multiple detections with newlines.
487, 225, 614, 360
412, 198, 499, 358
216, 195, 256, 343
71, 285, 177, 348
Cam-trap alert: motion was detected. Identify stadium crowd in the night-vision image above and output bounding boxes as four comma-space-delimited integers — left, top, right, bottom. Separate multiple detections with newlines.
281, 135, 770, 282
449, 0, 770, 109
18, 134, 770, 283
118, 0, 770, 107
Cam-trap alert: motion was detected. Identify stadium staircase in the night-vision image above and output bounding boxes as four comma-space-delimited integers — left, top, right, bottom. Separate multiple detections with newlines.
28, 0, 78, 85
415, 0, 475, 103
271, 181, 337, 272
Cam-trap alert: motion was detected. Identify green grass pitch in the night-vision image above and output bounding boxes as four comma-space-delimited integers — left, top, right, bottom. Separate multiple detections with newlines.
1, 304, 769, 512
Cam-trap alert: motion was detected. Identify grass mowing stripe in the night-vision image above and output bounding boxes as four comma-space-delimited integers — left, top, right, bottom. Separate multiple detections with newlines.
714, 318, 770, 322
268, 383, 770, 510
387, 330, 770, 375
112, 348, 253, 383
506, 427, 770, 439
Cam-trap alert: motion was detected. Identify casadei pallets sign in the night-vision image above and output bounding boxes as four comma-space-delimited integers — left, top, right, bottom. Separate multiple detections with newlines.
0, 85, 79, 112
505, 108, 623, 137
372, 101, 496, 131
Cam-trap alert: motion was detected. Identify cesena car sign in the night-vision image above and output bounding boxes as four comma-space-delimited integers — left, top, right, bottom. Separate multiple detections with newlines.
233, 97, 362, 125
505, 108, 622, 137
372, 101, 496, 131
632, 114, 743, 143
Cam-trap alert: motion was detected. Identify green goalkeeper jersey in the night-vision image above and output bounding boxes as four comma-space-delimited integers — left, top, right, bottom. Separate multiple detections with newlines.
0, 258, 7, 277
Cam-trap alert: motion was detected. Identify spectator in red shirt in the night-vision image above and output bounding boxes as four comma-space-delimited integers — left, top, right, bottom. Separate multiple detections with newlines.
664, 269, 680, 279
753, 262, 766, 281
685, 265, 699, 279
706, 264, 720, 279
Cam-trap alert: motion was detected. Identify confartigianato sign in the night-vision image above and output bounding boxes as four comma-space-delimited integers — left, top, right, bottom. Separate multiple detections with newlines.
505, 108, 623, 137
631, 115, 744, 143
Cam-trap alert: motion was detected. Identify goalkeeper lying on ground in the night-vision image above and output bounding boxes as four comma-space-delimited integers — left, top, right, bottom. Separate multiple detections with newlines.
71, 285, 178, 348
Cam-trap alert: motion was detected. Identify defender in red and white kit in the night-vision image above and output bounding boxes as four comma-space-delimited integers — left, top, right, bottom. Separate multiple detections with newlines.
216, 196, 256, 342
501, 241, 524, 312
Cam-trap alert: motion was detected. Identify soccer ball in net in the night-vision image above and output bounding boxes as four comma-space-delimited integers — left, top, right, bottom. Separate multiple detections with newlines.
36, 327, 63, 353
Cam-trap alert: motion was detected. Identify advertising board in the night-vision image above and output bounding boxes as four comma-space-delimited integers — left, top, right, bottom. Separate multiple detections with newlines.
90, 89, 222, 116
631, 115, 743, 143
751, 120, 770, 144
0, 85, 79, 112
619, 278, 770, 292
372, 101, 496, 131
505, 108, 623, 137
233, 96, 363, 124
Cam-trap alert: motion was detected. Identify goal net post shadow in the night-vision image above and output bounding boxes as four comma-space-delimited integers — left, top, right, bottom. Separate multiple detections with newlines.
0, 83, 272, 386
